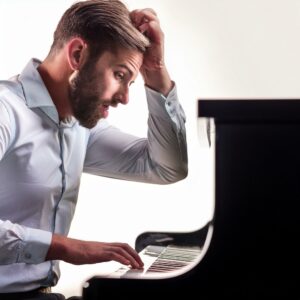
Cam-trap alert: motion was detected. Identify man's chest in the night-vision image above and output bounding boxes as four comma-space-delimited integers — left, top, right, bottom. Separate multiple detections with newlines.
0, 108, 88, 188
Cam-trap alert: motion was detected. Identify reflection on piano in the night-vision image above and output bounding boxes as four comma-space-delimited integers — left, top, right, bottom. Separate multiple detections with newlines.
83, 99, 300, 299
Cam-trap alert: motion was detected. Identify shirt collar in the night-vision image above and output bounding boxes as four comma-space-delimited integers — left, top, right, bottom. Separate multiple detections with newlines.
18, 58, 76, 127
19, 58, 55, 108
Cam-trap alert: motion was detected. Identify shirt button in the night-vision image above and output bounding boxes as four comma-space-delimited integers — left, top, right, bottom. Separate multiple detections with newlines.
25, 252, 32, 260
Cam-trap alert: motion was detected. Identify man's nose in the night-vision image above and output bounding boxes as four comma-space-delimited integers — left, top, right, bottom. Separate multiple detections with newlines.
117, 85, 129, 105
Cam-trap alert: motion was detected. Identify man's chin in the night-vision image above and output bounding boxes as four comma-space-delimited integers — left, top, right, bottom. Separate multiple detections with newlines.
78, 115, 107, 129
78, 119, 99, 129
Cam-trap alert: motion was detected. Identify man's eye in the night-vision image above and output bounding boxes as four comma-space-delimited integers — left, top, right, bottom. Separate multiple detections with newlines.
115, 72, 125, 80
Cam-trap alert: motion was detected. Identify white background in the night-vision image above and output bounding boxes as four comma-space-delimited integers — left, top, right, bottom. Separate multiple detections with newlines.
1, 0, 300, 297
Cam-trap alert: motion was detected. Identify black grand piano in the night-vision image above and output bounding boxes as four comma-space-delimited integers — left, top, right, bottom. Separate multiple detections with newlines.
82, 99, 300, 299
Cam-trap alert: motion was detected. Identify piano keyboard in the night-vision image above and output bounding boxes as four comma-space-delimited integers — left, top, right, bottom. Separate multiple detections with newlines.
109, 245, 202, 279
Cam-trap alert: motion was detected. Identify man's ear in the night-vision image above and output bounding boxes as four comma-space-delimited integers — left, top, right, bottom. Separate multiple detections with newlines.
66, 38, 88, 71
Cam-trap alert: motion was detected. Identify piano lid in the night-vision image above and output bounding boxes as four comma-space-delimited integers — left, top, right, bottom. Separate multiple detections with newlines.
198, 99, 300, 121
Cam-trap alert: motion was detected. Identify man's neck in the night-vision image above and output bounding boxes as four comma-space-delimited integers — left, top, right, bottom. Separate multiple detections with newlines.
38, 55, 73, 120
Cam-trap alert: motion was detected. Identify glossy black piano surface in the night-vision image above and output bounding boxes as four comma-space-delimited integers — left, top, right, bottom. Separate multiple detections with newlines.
83, 99, 300, 299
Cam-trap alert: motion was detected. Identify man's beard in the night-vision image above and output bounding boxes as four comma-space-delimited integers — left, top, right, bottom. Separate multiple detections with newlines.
69, 63, 103, 129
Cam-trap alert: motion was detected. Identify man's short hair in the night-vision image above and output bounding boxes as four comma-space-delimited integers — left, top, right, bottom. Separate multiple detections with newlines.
50, 0, 149, 57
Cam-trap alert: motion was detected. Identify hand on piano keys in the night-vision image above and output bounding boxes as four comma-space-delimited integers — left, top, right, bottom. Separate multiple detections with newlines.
108, 244, 202, 279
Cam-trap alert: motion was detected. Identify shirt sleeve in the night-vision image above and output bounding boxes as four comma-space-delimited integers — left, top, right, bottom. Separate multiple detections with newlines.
0, 220, 52, 265
0, 100, 12, 161
83, 83, 188, 184
0, 99, 52, 265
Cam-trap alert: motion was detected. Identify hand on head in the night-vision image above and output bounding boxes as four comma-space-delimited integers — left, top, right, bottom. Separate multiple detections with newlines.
130, 8, 173, 96
130, 8, 165, 71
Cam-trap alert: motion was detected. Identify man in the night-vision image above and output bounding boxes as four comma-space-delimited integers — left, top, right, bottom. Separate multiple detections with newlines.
0, 0, 187, 298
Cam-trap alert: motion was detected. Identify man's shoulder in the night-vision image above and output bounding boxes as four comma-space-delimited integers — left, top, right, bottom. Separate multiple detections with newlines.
0, 77, 24, 104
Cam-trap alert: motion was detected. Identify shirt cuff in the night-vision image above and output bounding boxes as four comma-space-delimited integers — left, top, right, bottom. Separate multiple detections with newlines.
145, 83, 186, 129
18, 227, 52, 264
145, 82, 178, 115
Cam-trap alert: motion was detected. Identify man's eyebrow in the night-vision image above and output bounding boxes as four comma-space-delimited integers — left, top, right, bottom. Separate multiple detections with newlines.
117, 64, 134, 77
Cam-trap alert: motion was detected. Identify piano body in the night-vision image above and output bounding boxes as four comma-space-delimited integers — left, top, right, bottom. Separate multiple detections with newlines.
83, 99, 300, 299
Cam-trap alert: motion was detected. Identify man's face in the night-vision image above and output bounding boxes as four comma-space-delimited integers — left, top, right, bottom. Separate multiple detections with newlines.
69, 48, 143, 129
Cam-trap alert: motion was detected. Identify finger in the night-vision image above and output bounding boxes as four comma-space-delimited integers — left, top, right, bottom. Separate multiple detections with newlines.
112, 243, 144, 269
121, 244, 144, 268
105, 250, 131, 266
111, 249, 142, 269
102, 244, 141, 269
131, 8, 157, 21
94, 242, 143, 268
143, 8, 157, 16
131, 8, 158, 28
138, 23, 149, 34
138, 20, 163, 43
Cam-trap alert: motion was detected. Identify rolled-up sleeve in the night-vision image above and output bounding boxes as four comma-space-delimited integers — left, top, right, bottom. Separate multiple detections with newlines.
0, 220, 52, 265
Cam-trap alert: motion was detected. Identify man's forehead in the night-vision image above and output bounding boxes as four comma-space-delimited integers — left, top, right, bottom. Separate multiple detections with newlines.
98, 48, 143, 72
115, 48, 143, 68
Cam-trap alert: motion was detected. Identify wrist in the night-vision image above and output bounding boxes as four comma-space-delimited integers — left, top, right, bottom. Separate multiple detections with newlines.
142, 66, 173, 97
46, 234, 68, 261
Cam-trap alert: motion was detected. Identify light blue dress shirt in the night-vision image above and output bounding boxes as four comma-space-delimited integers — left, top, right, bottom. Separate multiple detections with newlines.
0, 58, 187, 292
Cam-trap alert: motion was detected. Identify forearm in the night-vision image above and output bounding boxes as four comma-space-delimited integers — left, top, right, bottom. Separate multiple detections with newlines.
128, 8, 187, 181
46, 234, 93, 265
146, 84, 188, 181
142, 65, 173, 97
84, 85, 187, 184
